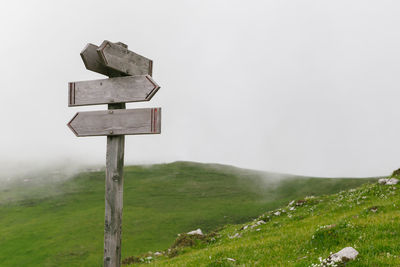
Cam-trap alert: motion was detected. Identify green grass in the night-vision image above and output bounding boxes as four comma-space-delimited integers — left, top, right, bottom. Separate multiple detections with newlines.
129, 179, 400, 266
0, 161, 376, 266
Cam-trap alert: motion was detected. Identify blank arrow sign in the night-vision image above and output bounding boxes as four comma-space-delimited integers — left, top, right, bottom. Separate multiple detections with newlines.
80, 43, 128, 77
67, 108, 161, 137
68, 75, 160, 106
97, 40, 153, 76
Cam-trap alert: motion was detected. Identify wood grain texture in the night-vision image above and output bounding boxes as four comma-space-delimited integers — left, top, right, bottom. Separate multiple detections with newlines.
97, 40, 153, 76
68, 75, 160, 106
80, 43, 127, 77
67, 108, 161, 137
104, 103, 125, 267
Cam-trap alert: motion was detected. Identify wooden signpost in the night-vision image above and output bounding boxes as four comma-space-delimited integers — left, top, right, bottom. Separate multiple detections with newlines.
67, 41, 161, 267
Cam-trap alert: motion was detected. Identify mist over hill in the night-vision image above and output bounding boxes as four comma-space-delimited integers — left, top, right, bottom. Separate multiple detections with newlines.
0, 161, 378, 266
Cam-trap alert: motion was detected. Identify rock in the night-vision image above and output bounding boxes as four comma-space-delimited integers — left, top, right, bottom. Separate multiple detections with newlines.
187, 228, 203, 235
329, 247, 359, 263
274, 211, 281, 216
229, 233, 241, 239
296, 200, 306, 206
154, 252, 162, 256
370, 206, 378, 213
387, 178, 399, 185
251, 220, 266, 228
378, 178, 387, 184
226, 258, 236, 262
379, 178, 399, 185
325, 224, 336, 229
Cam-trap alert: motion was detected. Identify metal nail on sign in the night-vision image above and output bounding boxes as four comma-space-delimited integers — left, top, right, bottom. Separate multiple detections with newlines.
67, 40, 161, 267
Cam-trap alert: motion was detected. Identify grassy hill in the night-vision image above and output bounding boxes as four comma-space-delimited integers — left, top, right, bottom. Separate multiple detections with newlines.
0, 161, 377, 266
126, 178, 400, 266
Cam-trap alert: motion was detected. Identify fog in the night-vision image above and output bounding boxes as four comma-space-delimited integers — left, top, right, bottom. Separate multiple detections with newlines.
0, 0, 399, 178
0, 159, 99, 183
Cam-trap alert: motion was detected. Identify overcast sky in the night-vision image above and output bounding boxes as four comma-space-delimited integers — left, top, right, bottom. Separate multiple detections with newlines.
0, 0, 399, 177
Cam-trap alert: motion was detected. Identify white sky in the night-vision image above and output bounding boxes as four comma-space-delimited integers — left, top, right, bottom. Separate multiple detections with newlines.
0, 0, 399, 177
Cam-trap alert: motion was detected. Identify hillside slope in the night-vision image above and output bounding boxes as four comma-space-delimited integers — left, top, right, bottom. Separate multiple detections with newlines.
127, 180, 400, 266
0, 162, 377, 266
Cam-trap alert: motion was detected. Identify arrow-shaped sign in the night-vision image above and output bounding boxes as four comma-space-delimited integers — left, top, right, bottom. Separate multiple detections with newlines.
80, 43, 128, 77
68, 75, 160, 106
67, 108, 161, 137
97, 40, 153, 76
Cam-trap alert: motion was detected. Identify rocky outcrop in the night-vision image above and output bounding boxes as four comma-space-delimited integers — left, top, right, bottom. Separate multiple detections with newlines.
378, 178, 399, 185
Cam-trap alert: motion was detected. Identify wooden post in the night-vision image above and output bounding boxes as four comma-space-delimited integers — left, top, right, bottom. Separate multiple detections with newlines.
104, 102, 125, 267
104, 42, 127, 267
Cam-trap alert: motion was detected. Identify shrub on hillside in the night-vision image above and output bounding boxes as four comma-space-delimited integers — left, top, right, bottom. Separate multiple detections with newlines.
391, 168, 400, 178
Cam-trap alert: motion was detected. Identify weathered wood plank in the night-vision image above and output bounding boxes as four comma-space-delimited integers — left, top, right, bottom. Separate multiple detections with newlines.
80, 43, 127, 77
68, 75, 160, 106
104, 103, 125, 267
67, 108, 161, 137
97, 40, 153, 76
